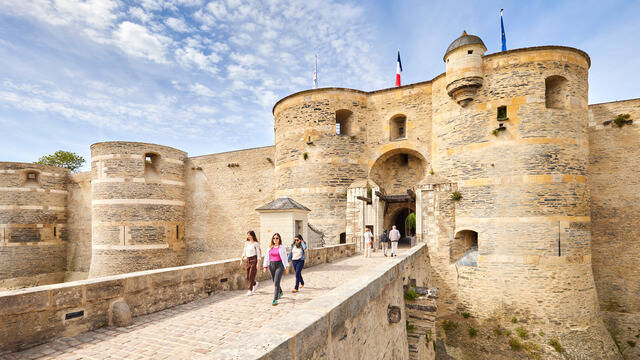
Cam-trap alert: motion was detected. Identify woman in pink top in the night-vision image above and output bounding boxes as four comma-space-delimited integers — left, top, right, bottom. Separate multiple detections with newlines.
262, 233, 289, 306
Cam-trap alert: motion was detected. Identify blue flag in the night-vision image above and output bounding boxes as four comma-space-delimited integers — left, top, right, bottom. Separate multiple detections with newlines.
500, 9, 507, 51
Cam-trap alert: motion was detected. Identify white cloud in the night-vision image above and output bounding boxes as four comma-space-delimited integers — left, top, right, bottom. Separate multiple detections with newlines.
188, 83, 217, 97
165, 17, 193, 33
113, 21, 172, 63
128, 7, 152, 23
175, 46, 221, 73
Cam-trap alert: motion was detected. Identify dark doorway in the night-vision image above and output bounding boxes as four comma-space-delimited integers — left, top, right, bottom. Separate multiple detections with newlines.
339, 232, 346, 244
392, 208, 412, 246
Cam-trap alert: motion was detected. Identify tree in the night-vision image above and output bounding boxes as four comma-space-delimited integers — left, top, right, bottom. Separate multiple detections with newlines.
405, 213, 416, 236
35, 150, 85, 173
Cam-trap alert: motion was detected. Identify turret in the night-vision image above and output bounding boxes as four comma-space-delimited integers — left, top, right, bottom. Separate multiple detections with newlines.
444, 31, 487, 107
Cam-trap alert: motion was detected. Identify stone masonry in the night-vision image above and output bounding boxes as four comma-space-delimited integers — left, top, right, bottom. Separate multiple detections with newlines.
0, 30, 638, 358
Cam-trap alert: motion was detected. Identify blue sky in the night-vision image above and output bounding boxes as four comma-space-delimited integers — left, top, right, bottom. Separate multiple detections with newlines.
1, 0, 639, 169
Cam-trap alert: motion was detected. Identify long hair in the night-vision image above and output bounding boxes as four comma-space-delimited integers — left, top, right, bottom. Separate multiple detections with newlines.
247, 230, 258, 242
294, 234, 304, 248
270, 233, 282, 248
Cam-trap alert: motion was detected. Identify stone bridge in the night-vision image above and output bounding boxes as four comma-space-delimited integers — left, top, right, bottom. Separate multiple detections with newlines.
1, 244, 433, 360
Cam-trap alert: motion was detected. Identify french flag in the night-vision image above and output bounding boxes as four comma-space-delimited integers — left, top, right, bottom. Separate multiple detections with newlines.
395, 50, 403, 87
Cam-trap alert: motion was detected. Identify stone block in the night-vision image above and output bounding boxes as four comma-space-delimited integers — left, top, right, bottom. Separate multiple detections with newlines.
51, 286, 83, 309
0, 290, 49, 315
149, 271, 182, 287
85, 279, 124, 301
124, 275, 149, 293
109, 299, 132, 327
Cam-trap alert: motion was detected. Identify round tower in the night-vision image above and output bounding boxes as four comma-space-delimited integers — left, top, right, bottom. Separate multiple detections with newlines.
89, 142, 187, 277
0, 162, 68, 288
272, 89, 369, 244
444, 31, 487, 107
431, 35, 618, 356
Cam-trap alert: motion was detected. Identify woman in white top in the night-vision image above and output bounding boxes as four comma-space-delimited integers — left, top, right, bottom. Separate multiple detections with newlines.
241, 230, 261, 296
287, 234, 308, 293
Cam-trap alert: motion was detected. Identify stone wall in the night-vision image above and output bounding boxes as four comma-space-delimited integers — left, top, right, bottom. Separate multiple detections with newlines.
89, 142, 187, 277
65, 171, 92, 281
0, 162, 69, 289
250, 243, 430, 360
588, 98, 640, 359
0, 243, 355, 354
185, 146, 275, 263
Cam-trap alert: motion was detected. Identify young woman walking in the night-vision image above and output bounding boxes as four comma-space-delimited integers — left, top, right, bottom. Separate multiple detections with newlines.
241, 230, 261, 296
262, 233, 289, 305
287, 235, 307, 293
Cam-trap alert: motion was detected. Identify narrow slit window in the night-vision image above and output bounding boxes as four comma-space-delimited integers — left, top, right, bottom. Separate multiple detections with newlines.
467, 50, 473, 54
176, 225, 179, 240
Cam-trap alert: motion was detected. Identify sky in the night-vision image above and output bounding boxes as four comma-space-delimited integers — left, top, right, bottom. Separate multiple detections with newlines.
1, 0, 639, 169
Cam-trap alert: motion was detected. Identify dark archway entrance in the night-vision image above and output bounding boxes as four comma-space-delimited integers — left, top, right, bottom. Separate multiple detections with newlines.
383, 205, 415, 247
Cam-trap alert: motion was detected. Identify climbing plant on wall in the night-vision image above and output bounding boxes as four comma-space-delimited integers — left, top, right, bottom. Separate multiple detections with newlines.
405, 213, 416, 236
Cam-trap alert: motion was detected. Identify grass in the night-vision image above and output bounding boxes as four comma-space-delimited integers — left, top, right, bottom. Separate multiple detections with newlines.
404, 287, 419, 300
302, 152, 308, 160
462, 312, 471, 319
515, 327, 528, 339
511, 317, 518, 323
505, 330, 512, 336
493, 327, 504, 336
450, 191, 462, 201
442, 320, 458, 332
492, 129, 500, 136
509, 337, 523, 351
549, 338, 563, 353
468, 327, 478, 337
406, 320, 414, 330
538, 331, 544, 336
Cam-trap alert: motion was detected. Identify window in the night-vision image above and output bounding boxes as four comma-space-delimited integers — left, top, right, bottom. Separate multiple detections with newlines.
451, 230, 479, 266
339, 232, 346, 244
144, 153, 160, 180
400, 154, 409, 166
497, 106, 507, 120
390, 115, 407, 140
295, 220, 303, 237
545, 75, 568, 109
335, 109, 353, 136
467, 50, 473, 55
24, 171, 39, 186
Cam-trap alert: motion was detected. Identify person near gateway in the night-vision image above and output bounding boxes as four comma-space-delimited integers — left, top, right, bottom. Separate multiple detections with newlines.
380, 229, 390, 257
363, 228, 374, 258
241, 230, 261, 296
389, 225, 401, 257
263, 233, 289, 306
287, 234, 307, 293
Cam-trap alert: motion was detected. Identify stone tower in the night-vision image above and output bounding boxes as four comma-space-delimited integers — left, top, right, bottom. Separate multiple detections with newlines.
272, 90, 370, 243
427, 32, 616, 354
444, 31, 487, 107
89, 142, 187, 277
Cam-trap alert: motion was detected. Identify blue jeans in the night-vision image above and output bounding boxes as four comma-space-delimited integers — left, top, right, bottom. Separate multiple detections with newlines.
292, 259, 305, 290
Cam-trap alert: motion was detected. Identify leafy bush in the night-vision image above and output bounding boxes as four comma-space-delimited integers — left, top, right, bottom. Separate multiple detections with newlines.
442, 320, 458, 331
614, 113, 631, 127
450, 191, 462, 201
404, 287, 419, 300
468, 327, 478, 337
509, 338, 523, 351
462, 312, 471, 319
549, 339, 563, 353
302, 152, 309, 160
516, 327, 528, 339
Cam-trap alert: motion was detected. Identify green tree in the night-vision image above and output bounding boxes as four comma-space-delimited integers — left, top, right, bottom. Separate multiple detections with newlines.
405, 213, 416, 236
35, 150, 85, 173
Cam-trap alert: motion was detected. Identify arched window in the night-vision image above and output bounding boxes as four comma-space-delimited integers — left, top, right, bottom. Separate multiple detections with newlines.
24, 170, 40, 187
451, 230, 478, 266
335, 109, 353, 136
144, 153, 160, 180
545, 75, 568, 109
390, 115, 407, 140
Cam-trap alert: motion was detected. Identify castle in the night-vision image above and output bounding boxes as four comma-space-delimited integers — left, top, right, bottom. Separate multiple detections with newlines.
1, 32, 639, 356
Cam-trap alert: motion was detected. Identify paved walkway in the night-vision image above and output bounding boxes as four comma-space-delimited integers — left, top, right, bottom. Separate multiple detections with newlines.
4, 250, 403, 360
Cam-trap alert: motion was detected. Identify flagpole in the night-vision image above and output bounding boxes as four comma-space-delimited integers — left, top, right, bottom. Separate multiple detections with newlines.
500, 9, 507, 51
313, 54, 318, 89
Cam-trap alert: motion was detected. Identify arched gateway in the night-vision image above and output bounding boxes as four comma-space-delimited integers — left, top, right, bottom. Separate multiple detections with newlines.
346, 148, 427, 250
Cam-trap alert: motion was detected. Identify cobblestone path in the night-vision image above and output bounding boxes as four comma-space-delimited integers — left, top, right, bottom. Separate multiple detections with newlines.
4, 251, 400, 360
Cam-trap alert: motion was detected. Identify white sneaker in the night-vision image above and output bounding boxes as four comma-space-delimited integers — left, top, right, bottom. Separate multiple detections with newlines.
254, 282, 259, 290
246, 290, 252, 296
